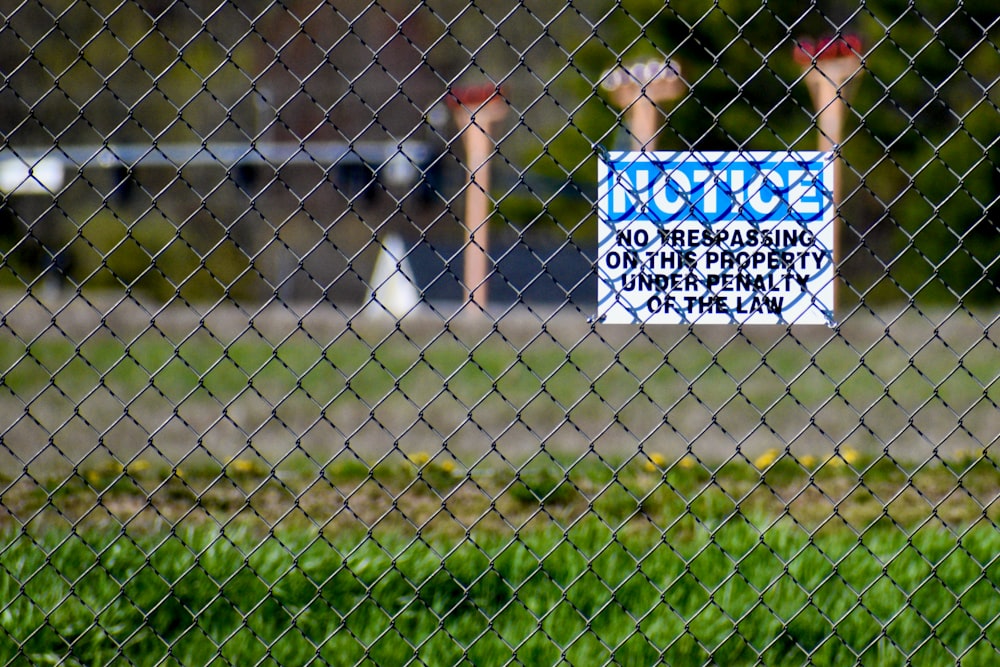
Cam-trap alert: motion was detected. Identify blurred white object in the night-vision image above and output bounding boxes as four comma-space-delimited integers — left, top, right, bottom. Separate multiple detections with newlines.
0, 155, 65, 194
601, 59, 680, 92
367, 234, 421, 318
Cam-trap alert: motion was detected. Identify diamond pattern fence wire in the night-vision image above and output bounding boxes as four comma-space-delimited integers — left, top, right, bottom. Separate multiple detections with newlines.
0, 1, 998, 665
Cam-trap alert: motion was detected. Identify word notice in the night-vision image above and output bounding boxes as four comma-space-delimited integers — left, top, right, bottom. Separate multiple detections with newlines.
597, 151, 836, 325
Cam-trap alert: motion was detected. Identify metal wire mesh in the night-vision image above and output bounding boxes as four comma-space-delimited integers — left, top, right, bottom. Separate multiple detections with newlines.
0, 1, 998, 665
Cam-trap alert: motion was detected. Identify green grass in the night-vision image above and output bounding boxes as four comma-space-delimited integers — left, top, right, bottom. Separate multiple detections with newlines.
0, 310, 996, 664
2, 515, 999, 667
3, 313, 997, 478
2, 314, 995, 420
3, 452, 1000, 666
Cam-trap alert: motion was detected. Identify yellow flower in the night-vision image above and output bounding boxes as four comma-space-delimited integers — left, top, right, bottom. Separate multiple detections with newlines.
644, 453, 667, 472
678, 455, 696, 469
99, 460, 124, 475
800, 454, 818, 469
127, 460, 151, 474
952, 448, 983, 463
754, 449, 779, 470
230, 459, 259, 475
841, 447, 860, 465
439, 460, 457, 474
409, 451, 430, 466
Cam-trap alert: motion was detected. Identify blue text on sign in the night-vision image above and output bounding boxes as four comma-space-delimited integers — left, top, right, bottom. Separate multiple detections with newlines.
601, 151, 832, 223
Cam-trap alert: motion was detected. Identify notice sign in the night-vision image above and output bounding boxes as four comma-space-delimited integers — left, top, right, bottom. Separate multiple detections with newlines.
597, 151, 836, 325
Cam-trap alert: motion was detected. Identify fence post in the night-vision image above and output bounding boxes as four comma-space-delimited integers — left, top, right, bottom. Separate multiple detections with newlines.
448, 85, 508, 311
602, 59, 684, 150
796, 35, 863, 309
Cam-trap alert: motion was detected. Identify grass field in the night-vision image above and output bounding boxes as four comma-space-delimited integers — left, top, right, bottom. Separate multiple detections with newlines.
0, 299, 997, 472
3, 501, 999, 666
0, 300, 997, 665
3, 451, 1000, 666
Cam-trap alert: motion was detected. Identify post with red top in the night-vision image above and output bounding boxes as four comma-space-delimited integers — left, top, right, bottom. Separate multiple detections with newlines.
795, 34, 863, 308
447, 84, 508, 311
601, 59, 684, 150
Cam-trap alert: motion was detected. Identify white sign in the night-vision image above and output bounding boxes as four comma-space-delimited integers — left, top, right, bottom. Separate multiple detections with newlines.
597, 151, 836, 325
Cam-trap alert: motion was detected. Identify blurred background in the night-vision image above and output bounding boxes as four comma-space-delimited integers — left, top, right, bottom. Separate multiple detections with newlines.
1, 0, 997, 312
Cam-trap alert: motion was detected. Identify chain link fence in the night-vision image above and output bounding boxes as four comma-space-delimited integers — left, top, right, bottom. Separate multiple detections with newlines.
1, 1, 998, 665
